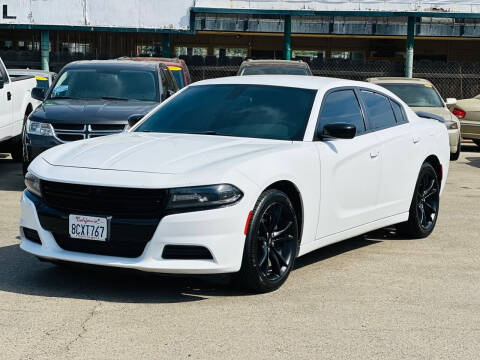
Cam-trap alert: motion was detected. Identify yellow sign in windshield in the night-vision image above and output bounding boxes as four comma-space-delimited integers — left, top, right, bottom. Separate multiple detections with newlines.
168, 66, 182, 71
35, 76, 48, 81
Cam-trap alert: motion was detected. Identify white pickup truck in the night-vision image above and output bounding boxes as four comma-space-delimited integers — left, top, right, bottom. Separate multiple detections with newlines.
0, 57, 40, 161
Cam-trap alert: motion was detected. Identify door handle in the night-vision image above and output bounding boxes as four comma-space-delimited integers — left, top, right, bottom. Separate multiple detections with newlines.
370, 150, 379, 159
7, 91, 11, 101
412, 135, 421, 144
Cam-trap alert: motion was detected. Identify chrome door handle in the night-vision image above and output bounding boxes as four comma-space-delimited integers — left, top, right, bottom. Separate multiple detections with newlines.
370, 151, 379, 159
413, 136, 421, 144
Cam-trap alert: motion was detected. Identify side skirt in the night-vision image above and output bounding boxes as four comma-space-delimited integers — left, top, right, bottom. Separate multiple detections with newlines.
297, 212, 409, 257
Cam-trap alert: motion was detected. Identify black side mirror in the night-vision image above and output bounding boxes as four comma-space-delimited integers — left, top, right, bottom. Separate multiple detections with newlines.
0, 78, 4, 89
321, 123, 356, 139
128, 114, 145, 128
31, 87, 46, 101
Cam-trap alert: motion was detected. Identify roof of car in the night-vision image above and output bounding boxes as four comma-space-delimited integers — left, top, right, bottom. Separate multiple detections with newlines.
366, 77, 433, 85
192, 75, 386, 92
63, 60, 159, 71
240, 59, 309, 67
118, 57, 186, 68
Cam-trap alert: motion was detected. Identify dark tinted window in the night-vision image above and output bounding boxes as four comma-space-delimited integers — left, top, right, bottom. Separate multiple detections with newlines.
390, 100, 407, 124
379, 83, 444, 107
318, 90, 365, 135
49, 68, 159, 101
170, 68, 186, 88
241, 66, 310, 76
360, 91, 396, 130
136, 84, 317, 141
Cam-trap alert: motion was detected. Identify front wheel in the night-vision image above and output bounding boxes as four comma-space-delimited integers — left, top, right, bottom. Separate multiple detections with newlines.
398, 162, 440, 238
236, 189, 299, 293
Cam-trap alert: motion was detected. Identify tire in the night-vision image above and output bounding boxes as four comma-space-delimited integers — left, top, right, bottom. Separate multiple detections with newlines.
398, 162, 440, 238
21, 112, 30, 174
12, 111, 31, 163
473, 139, 480, 147
450, 136, 461, 161
235, 189, 299, 293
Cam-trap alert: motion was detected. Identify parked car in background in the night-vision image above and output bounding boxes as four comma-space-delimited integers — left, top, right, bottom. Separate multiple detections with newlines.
237, 59, 313, 76
9, 69, 56, 91
0, 57, 40, 162
25, 60, 178, 174
119, 57, 191, 89
447, 95, 480, 147
21, 76, 449, 293
367, 77, 461, 160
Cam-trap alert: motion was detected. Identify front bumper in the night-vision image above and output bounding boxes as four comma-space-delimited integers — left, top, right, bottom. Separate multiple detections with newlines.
448, 128, 461, 153
19, 191, 249, 274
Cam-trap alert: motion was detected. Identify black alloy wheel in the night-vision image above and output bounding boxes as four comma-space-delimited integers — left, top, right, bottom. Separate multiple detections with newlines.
399, 162, 440, 238
237, 189, 299, 293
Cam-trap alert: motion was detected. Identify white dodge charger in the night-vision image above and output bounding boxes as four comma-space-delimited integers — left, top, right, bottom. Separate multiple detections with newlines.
20, 76, 450, 292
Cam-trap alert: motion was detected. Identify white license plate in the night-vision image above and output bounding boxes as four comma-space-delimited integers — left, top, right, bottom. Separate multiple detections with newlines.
69, 215, 108, 241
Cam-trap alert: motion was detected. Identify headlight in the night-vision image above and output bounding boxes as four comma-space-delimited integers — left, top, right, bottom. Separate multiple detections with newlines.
445, 120, 458, 130
166, 184, 243, 211
27, 120, 54, 136
25, 172, 42, 197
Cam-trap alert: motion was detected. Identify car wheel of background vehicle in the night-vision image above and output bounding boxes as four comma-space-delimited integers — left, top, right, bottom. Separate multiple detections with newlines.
398, 162, 440, 238
236, 189, 299, 293
21, 112, 30, 175
450, 137, 461, 161
473, 139, 480, 147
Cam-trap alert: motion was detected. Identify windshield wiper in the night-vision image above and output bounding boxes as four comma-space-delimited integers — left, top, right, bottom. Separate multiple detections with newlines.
100, 96, 129, 101
49, 96, 73, 100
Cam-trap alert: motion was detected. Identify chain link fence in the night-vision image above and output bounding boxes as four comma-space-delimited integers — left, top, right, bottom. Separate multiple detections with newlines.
186, 58, 480, 99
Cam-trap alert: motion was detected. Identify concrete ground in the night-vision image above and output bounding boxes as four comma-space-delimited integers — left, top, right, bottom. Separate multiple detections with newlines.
0, 146, 479, 360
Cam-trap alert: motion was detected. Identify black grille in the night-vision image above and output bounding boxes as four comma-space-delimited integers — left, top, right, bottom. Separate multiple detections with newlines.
22, 227, 41, 244
162, 245, 213, 260
53, 233, 146, 258
41, 181, 168, 218
90, 124, 125, 131
57, 134, 84, 142
52, 124, 84, 131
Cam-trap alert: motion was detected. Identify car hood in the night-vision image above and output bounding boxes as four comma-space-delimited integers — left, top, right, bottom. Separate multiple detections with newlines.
411, 106, 456, 122
30, 99, 159, 125
41, 132, 290, 174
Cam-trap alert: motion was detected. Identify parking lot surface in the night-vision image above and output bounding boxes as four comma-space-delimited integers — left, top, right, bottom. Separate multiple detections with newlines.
1, 147, 479, 360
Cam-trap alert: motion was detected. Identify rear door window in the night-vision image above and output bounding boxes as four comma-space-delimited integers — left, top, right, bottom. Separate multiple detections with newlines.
360, 90, 397, 130
390, 100, 408, 124
317, 89, 366, 136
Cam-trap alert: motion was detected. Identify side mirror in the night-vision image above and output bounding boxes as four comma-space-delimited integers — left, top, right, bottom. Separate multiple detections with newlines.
445, 98, 457, 108
31, 87, 46, 101
321, 123, 356, 140
0, 78, 4, 89
167, 89, 175, 98
127, 114, 145, 128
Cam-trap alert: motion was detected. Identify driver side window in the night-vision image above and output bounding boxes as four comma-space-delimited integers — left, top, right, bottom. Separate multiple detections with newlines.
317, 89, 366, 136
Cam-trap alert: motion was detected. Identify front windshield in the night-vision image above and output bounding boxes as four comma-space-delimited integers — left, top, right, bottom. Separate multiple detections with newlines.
169, 67, 185, 88
241, 66, 310, 76
48, 68, 159, 101
379, 83, 444, 108
136, 84, 316, 141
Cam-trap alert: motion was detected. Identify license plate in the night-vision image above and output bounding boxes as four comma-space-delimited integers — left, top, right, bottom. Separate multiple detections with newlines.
69, 215, 108, 241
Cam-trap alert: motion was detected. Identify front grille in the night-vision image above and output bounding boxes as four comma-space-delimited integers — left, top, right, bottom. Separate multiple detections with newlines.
41, 181, 168, 218
53, 233, 147, 258
162, 245, 213, 260
22, 227, 41, 244
51, 123, 126, 143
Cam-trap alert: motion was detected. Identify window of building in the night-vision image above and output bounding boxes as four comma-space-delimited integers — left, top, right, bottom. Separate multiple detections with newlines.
175, 46, 208, 57
214, 48, 248, 58
331, 50, 364, 61
292, 50, 325, 61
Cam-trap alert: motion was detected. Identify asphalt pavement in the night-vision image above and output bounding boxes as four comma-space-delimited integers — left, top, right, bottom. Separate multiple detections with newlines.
0, 146, 479, 360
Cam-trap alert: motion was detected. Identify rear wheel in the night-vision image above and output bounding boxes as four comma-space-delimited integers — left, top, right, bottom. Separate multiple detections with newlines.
398, 162, 440, 238
236, 189, 299, 293
450, 136, 461, 161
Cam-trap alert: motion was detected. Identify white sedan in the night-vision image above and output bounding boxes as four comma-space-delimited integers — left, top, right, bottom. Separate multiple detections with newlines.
20, 76, 450, 293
